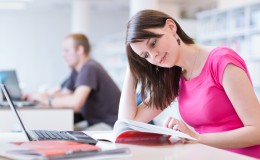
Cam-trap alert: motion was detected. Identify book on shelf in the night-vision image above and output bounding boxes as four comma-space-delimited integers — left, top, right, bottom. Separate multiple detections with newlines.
0, 140, 130, 160
93, 119, 196, 144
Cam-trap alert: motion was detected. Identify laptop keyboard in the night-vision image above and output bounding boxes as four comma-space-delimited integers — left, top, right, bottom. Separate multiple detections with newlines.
32, 130, 75, 140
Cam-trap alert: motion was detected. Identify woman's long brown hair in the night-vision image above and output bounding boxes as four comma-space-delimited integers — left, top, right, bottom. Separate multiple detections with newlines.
125, 10, 194, 110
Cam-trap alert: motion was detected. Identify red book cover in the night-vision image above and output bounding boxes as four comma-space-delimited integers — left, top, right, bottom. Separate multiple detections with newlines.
0, 141, 130, 160
115, 130, 171, 144
12, 140, 101, 157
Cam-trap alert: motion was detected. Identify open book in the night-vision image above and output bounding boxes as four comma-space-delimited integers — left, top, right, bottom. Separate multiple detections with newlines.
0, 140, 130, 160
93, 119, 196, 144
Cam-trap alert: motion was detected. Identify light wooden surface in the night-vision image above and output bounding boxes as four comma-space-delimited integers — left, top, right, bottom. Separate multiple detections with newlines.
0, 132, 254, 160
95, 142, 257, 160
86, 131, 258, 160
0, 107, 73, 132
0, 132, 257, 160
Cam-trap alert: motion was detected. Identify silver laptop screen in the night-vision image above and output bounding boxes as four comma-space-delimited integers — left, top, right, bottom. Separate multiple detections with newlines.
0, 70, 22, 100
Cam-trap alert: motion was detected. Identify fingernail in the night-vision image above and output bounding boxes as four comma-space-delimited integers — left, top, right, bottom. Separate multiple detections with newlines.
173, 124, 178, 130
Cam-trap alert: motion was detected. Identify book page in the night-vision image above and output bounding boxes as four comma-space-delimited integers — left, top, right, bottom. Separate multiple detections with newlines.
91, 132, 115, 142
115, 119, 196, 141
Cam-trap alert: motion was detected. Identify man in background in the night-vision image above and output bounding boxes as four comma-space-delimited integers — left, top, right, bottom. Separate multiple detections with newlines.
26, 33, 121, 131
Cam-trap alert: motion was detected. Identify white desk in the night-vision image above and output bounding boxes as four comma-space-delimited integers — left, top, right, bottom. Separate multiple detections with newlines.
0, 132, 257, 160
0, 107, 73, 132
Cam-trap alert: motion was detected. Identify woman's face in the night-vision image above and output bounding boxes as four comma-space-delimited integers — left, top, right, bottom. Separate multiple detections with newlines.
130, 22, 180, 68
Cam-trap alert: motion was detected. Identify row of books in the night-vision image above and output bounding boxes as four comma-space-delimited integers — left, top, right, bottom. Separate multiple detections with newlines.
200, 34, 260, 57
198, 9, 260, 34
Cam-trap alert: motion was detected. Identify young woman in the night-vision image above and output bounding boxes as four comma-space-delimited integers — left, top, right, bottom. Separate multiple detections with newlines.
119, 9, 260, 158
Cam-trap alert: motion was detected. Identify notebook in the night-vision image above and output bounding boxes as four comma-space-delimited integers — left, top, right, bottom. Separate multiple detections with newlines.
0, 84, 98, 145
0, 70, 36, 107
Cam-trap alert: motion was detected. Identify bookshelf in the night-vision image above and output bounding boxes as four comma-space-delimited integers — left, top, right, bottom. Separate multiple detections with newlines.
197, 1, 260, 98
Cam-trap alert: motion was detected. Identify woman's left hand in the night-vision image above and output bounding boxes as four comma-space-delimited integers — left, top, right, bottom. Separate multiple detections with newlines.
163, 116, 199, 142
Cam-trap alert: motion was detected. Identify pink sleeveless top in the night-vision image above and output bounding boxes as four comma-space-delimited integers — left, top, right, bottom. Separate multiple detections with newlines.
178, 47, 260, 158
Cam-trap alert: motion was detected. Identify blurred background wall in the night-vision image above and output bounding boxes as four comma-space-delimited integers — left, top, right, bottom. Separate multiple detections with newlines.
0, 0, 259, 96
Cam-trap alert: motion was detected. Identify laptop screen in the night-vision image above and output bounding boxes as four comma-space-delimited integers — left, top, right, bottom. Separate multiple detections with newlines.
0, 70, 22, 100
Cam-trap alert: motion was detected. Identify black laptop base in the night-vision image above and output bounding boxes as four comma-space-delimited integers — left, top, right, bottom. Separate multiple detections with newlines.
30, 130, 97, 145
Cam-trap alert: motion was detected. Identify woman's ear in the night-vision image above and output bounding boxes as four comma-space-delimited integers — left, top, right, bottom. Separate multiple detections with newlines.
165, 19, 177, 34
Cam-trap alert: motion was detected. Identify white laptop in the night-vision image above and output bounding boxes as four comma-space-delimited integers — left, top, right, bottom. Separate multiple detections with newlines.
0, 70, 36, 107
0, 84, 98, 145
